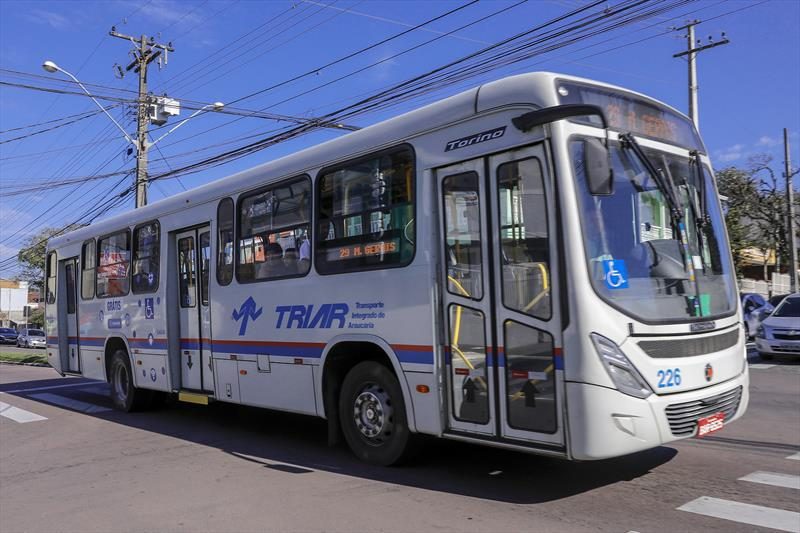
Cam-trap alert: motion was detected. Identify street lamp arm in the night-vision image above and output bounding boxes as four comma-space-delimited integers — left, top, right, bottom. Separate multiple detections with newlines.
149, 103, 224, 148
42, 61, 136, 146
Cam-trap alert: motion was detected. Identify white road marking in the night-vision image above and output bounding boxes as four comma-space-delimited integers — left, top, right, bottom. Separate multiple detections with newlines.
678, 497, 800, 532
788, 452, 800, 461
29, 393, 110, 414
0, 381, 99, 394
739, 471, 800, 490
0, 401, 48, 423
749, 363, 776, 369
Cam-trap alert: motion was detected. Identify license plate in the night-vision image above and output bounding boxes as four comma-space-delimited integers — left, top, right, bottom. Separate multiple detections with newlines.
696, 412, 725, 437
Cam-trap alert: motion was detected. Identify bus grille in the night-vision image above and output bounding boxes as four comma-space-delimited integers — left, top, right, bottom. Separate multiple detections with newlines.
664, 386, 742, 437
638, 329, 739, 358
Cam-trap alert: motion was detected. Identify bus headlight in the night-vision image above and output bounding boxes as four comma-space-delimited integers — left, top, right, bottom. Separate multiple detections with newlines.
590, 333, 652, 399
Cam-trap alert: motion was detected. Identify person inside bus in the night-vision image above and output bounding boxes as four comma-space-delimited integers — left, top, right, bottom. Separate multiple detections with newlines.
283, 247, 299, 275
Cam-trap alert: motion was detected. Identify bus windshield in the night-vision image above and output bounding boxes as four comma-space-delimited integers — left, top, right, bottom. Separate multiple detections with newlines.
570, 138, 737, 323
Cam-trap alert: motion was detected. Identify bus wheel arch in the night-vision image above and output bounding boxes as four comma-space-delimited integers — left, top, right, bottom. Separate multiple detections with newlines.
320, 339, 417, 447
103, 337, 149, 412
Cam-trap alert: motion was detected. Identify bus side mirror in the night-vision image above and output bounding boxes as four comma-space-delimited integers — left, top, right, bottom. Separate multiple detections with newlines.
584, 137, 613, 196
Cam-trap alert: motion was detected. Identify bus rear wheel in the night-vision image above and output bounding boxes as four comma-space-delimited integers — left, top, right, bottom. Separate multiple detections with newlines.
109, 349, 150, 412
339, 361, 411, 466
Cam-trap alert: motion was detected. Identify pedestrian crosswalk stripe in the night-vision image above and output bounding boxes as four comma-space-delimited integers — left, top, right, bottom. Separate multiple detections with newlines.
749, 363, 776, 369
678, 496, 800, 532
29, 393, 110, 414
787, 452, 800, 461
739, 471, 800, 490
0, 401, 47, 423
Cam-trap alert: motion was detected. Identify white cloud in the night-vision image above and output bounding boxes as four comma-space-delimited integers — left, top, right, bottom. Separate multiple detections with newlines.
714, 143, 745, 163
756, 135, 779, 147
139, 0, 203, 27
25, 9, 72, 30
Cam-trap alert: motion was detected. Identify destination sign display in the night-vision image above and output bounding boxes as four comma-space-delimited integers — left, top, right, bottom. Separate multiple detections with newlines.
328, 238, 400, 261
557, 80, 704, 150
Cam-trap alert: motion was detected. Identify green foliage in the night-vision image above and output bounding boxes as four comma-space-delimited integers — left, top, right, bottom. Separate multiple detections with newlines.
715, 154, 799, 277
15, 226, 81, 291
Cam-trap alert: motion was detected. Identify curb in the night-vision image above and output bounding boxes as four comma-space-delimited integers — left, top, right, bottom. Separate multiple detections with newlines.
0, 360, 51, 368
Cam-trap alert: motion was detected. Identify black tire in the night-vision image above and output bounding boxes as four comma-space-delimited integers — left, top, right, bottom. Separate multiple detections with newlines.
109, 349, 150, 412
339, 361, 412, 466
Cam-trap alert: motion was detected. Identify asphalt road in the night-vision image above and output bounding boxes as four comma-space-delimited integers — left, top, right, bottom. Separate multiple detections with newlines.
1, 347, 798, 533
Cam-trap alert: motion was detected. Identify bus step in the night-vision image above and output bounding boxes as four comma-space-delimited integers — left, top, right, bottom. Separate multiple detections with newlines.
178, 391, 211, 405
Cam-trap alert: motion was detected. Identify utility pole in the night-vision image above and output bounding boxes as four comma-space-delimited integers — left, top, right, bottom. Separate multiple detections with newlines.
673, 21, 729, 130
109, 28, 174, 208
785, 128, 798, 292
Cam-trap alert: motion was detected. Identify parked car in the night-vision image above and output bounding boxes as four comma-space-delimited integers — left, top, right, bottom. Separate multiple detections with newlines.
0, 327, 19, 345
16, 328, 46, 349
755, 293, 800, 359
769, 294, 790, 308
741, 293, 773, 339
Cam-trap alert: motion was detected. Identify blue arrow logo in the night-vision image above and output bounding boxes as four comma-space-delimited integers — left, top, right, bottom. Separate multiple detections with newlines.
232, 296, 263, 336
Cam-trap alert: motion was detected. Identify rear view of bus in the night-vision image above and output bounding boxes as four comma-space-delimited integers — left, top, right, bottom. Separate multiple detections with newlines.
552, 80, 747, 459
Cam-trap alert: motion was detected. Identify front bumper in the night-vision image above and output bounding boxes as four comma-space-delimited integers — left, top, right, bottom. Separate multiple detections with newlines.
567, 368, 750, 460
755, 337, 800, 356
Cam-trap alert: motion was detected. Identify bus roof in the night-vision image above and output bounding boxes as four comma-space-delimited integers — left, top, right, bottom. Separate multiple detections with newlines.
48, 71, 690, 250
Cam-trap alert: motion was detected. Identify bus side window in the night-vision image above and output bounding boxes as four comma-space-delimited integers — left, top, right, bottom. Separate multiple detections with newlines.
97, 230, 131, 298
132, 221, 160, 294
237, 176, 311, 283
81, 240, 95, 300
316, 146, 415, 275
217, 197, 234, 286
46, 251, 57, 304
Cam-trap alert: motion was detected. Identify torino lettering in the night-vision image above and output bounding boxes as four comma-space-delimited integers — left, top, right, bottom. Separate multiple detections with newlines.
444, 126, 506, 152
275, 303, 350, 329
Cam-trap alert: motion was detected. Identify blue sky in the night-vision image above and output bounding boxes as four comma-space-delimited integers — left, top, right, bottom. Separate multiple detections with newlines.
1, 0, 799, 276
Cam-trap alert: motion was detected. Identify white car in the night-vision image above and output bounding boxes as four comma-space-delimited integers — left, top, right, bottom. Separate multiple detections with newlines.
16, 328, 46, 349
755, 293, 800, 359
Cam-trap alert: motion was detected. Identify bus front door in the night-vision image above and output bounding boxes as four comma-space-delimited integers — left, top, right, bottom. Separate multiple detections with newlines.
175, 226, 214, 393
437, 144, 565, 450
63, 258, 81, 373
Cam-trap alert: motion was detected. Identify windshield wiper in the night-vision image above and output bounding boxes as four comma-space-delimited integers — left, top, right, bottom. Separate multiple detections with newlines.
620, 133, 703, 317
619, 133, 684, 224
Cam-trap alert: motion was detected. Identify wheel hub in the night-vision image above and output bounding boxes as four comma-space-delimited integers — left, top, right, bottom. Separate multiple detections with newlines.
114, 363, 129, 403
353, 384, 394, 443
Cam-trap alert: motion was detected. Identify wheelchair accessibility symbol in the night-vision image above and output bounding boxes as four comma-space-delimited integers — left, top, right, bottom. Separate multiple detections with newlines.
603, 260, 629, 290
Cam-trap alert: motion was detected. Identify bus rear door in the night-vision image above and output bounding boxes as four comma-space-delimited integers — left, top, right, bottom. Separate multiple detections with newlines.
175, 226, 214, 393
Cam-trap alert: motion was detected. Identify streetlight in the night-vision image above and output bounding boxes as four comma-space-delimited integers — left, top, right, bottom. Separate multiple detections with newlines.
150, 102, 224, 147
42, 60, 136, 147
42, 59, 224, 207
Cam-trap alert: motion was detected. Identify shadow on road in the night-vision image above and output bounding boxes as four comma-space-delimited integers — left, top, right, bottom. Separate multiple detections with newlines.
7, 377, 677, 504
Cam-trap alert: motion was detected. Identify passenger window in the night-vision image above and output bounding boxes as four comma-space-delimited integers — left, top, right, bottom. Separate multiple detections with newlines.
448, 305, 489, 424
237, 176, 311, 282
132, 221, 160, 294
316, 147, 414, 274
81, 240, 95, 300
178, 236, 196, 308
504, 320, 556, 433
217, 198, 234, 286
96, 230, 130, 298
200, 231, 210, 306
65, 262, 76, 315
46, 252, 56, 304
442, 172, 482, 300
497, 158, 551, 320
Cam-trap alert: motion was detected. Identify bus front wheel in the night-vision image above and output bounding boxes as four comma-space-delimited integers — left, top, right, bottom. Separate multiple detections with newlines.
339, 361, 411, 466
109, 349, 149, 412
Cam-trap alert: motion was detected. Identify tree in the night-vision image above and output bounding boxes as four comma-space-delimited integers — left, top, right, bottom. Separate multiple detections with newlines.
16, 226, 82, 291
716, 166, 758, 276
716, 154, 800, 279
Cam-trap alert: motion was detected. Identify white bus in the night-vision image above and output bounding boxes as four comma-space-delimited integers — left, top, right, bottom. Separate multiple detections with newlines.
45, 72, 748, 465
